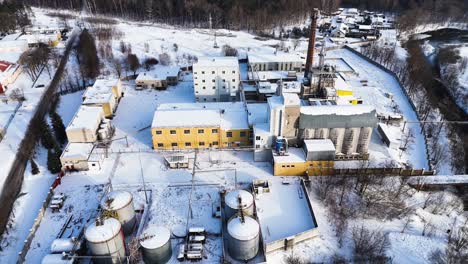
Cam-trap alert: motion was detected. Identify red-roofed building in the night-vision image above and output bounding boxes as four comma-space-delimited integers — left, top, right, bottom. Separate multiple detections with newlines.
0, 61, 22, 93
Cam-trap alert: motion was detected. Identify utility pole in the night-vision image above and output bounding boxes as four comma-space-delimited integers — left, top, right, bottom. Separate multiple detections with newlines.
138, 151, 148, 204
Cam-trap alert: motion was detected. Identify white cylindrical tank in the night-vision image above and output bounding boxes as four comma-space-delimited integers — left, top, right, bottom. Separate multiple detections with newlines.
227, 215, 260, 261
101, 191, 136, 235
224, 190, 254, 220
84, 218, 125, 264
357, 127, 372, 154
41, 254, 74, 264
139, 225, 172, 264
330, 128, 345, 153
98, 129, 108, 140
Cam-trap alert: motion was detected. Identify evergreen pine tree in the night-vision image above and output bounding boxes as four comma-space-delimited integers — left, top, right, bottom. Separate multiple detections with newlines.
30, 158, 40, 175
40, 120, 56, 149
47, 148, 62, 174
50, 112, 67, 145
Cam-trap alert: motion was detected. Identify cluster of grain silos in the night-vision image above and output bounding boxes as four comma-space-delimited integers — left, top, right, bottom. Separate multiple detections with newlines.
139, 225, 172, 264
100, 190, 136, 235
84, 217, 126, 264
223, 189, 260, 261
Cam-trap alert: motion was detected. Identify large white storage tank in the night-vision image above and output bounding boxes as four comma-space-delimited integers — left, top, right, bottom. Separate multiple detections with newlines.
101, 190, 136, 235
224, 189, 254, 219
227, 215, 260, 261
84, 218, 125, 264
139, 225, 172, 264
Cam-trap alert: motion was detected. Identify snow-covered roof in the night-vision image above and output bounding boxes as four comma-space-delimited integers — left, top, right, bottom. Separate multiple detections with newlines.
304, 139, 336, 153
85, 218, 122, 243
1, 33, 22, 41
82, 79, 118, 104
280, 81, 301, 94
194, 57, 239, 67
282, 93, 301, 106
248, 71, 295, 81
0, 39, 28, 51
253, 123, 270, 136
154, 102, 249, 130
92, 78, 119, 89
300, 104, 375, 116
60, 143, 94, 160
273, 147, 306, 163
152, 109, 220, 128
227, 216, 259, 241
67, 105, 104, 131
139, 226, 171, 249
247, 103, 268, 126
136, 66, 180, 82
225, 189, 254, 210
83, 90, 113, 105
248, 52, 304, 64
255, 179, 316, 243
334, 75, 352, 91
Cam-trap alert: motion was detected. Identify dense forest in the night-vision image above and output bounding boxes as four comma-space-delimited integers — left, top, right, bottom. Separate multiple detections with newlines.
17, 0, 468, 30
0, 2, 30, 32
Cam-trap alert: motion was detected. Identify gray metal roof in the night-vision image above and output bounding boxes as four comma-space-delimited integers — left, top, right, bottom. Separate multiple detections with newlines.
299, 106, 378, 129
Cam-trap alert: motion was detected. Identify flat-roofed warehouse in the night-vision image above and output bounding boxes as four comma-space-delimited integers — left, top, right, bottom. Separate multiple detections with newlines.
248, 52, 304, 72
151, 102, 250, 149
66, 105, 104, 143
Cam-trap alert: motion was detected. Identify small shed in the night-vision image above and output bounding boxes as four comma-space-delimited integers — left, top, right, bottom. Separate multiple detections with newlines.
303, 139, 336, 161
60, 142, 104, 171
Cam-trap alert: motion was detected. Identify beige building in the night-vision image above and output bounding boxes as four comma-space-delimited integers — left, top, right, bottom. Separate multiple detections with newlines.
82, 78, 122, 117
60, 142, 104, 171
135, 66, 180, 90
66, 105, 104, 143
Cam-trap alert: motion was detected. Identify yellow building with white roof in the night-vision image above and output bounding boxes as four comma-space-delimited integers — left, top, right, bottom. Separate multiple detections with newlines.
82, 78, 122, 117
151, 102, 251, 149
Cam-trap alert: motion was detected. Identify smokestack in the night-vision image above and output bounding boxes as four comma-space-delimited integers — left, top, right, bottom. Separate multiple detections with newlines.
305, 8, 319, 79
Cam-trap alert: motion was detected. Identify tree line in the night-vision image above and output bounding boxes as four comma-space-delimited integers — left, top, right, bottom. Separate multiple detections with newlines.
0, 1, 30, 33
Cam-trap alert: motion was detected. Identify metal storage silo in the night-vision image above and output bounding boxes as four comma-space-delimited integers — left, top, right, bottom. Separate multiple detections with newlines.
139, 225, 172, 264
84, 218, 125, 264
101, 191, 136, 235
227, 215, 259, 261
224, 189, 254, 219
343, 128, 361, 155
357, 127, 372, 154
330, 128, 345, 153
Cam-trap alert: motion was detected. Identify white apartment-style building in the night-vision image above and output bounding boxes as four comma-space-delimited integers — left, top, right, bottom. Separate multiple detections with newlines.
193, 57, 240, 102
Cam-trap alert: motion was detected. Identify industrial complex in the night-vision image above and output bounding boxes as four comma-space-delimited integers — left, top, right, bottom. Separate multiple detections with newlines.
1, 5, 457, 264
